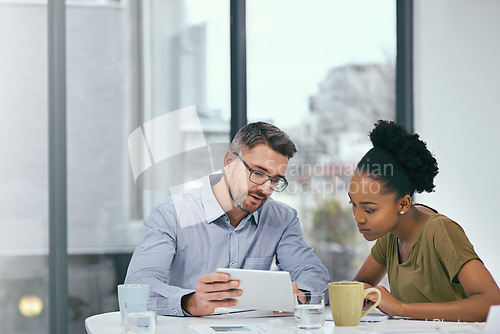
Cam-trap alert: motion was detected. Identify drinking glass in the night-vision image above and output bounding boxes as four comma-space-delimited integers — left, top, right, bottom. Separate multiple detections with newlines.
124, 299, 157, 334
117, 283, 150, 323
294, 293, 325, 330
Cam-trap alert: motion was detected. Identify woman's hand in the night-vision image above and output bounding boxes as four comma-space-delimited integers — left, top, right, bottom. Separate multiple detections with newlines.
366, 285, 405, 317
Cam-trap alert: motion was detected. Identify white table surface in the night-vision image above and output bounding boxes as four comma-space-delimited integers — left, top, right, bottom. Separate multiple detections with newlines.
85, 309, 488, 334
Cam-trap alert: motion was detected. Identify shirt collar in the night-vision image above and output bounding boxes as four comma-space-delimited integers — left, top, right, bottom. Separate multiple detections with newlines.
201, 173, 262, 226
200, 174, 225, 223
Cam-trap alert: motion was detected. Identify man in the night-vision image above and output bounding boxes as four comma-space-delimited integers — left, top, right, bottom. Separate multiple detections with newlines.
125, 122, 329, 316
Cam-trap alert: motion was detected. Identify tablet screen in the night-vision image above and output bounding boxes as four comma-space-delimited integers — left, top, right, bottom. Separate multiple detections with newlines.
216, 268, 295, 312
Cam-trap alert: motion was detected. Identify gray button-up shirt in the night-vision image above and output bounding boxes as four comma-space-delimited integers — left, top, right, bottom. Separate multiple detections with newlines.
125, 174, 329, 316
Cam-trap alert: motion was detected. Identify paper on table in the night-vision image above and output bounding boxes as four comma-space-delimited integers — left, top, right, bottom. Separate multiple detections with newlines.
485, 304, 500, 333
189, 324, 290, 334
361, 320, 486, 332
325, 307, 390, 322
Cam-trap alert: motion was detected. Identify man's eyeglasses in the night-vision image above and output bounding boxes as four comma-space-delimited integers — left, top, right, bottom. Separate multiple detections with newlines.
233, 152, 289, 192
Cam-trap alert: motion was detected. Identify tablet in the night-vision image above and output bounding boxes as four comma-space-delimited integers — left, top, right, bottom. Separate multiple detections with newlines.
216, 268, 295, 312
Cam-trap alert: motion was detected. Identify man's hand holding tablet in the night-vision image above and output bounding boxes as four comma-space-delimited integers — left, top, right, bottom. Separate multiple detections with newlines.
181, 272, 243, 316
181, 269, 309, 316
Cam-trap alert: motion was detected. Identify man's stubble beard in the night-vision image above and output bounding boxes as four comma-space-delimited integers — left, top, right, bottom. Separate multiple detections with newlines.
228, 186, 252, 213
228, 183, 268, 214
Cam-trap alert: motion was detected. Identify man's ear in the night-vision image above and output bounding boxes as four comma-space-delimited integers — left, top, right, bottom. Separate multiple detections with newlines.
224, 151, 236, 168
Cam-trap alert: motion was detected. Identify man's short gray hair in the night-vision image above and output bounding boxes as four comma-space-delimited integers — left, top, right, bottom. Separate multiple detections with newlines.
230, 122, 297, 159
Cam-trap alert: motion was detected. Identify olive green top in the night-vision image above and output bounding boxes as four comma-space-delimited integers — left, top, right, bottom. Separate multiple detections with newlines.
371, 213, 480, 303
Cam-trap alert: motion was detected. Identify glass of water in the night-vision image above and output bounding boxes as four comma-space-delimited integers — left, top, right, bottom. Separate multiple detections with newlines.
124, 300, 157, 334
294, 293, 325, 330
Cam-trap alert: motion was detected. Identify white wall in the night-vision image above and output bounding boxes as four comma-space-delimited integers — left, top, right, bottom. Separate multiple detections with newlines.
414, 0, 500, 282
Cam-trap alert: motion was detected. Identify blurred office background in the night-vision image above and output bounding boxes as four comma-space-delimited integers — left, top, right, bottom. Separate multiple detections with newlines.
0, 0, 499, 333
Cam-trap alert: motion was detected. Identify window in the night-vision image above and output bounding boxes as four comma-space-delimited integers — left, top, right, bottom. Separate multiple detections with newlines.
0, 0, 230, 333
247, 0, 396, 280
0, 2, 49, 333
66, 0, 230, 332
0, 0, 397, 332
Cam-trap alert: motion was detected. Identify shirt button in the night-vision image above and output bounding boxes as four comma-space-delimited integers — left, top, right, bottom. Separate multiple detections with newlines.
173, 309, 177, 314
231, 231, 236, 236
230, 261, 235, 266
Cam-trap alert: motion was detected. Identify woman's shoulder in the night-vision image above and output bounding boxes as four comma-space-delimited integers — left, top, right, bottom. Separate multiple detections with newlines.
425, 212, 459, 225
422, 213, 468, 239
413, 203, 463, 232
419, 211, 480, 272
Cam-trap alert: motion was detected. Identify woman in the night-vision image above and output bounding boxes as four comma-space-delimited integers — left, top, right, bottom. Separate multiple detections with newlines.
349, 120, 500, 321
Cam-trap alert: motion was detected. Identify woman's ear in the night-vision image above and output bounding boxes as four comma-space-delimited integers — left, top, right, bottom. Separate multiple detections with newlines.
399, 195, 412, 213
